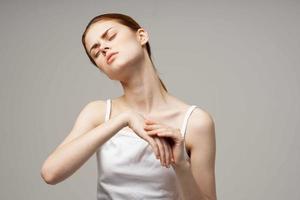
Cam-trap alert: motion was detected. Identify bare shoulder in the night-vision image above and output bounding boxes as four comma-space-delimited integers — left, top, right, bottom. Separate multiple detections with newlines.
82, 100, 107, 126
185, 107, 216, 149
190, 107, 215, 131
71, 99, 107, 132
54, 99, 107, 150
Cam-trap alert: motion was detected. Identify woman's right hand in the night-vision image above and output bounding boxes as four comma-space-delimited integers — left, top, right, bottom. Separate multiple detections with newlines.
125, 111, 174, 168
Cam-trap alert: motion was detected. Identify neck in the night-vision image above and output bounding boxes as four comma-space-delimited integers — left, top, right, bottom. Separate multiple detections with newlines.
119, 54, 169, 115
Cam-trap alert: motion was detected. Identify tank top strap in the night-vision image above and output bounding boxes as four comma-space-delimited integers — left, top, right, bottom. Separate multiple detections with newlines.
180, 105, 197, 160
105, 99, 112, 122
180, 105, 197, 136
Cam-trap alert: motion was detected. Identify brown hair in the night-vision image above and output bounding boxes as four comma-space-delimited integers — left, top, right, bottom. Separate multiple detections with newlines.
81, 13, 168, 92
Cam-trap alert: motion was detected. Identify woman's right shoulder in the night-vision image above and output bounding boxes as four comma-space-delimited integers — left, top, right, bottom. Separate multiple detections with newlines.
79, 99, 108, 127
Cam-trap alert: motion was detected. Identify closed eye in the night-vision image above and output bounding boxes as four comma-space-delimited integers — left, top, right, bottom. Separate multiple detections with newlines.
108, 33, 117, 41
93, 49, 100, 58
94, 33, 117, 58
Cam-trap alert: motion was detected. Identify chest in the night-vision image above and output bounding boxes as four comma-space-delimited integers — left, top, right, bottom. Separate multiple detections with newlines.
96, 130, 178, 184
110, 105, 194, 156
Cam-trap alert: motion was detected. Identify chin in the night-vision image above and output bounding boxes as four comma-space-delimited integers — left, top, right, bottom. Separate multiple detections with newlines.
112, 53, 140, 69
107, 60, 138, 81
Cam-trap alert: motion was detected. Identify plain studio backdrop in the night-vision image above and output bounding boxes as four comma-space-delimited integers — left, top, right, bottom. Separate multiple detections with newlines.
0, 1, 299, 199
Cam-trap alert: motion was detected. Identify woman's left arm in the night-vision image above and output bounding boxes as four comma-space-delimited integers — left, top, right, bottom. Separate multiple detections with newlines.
144, 110, 217, 200
175, 110, 217, 200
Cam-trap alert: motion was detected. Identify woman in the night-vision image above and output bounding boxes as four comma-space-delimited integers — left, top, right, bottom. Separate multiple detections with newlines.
41, 13, 217, 200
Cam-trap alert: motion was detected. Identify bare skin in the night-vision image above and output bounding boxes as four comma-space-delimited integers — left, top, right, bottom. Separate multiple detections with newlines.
40, 97, 191, 184
41, 19, 217, 199
112, 95, 191, 135
111, 94, 193, 162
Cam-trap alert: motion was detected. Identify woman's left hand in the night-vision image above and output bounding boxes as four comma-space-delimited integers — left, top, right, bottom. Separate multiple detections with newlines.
144, 118, 187, 167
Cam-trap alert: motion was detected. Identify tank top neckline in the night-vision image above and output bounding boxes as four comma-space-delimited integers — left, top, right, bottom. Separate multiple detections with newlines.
104, 98, 197, 160
105, 98, 197, 134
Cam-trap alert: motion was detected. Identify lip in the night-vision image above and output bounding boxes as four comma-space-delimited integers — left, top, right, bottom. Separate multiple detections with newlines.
106, 52, 118, 64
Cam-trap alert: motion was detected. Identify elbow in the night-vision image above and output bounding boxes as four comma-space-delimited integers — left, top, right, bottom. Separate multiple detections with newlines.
40, 164, 59, 185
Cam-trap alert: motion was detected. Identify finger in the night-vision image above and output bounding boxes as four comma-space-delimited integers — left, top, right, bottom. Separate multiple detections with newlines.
154, 137, 165, 166
161, 137, 175, 164
167, 139, 175, 166
145, 136, 160, 159
145, 128, 166, 136
161, 138, 171, 167
144, 118, 157, 124
144, 124, 162, 131
168, 141, 175, 166
157, 131, 181, 142
152, 133, 174, 165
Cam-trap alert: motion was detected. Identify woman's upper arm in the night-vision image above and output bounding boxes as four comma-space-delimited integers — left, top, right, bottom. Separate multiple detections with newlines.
188, 108, 217, 200
55, 100, 106, 150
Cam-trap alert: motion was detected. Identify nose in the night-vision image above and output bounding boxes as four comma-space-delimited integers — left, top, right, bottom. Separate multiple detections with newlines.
100, 46, 110, 57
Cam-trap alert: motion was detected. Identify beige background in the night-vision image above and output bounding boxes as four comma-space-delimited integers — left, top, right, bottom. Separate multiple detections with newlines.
0, 1, 299, 199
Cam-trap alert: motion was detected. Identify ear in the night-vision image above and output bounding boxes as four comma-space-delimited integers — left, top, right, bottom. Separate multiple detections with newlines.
136, 28, 149, 46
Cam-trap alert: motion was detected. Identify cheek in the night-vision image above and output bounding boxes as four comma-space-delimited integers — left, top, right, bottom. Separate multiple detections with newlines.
94, 57, 105, 69
117, 38, 143, 60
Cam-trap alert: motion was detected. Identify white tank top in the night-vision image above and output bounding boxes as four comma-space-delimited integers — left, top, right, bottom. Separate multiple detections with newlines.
96, 99, 197, 200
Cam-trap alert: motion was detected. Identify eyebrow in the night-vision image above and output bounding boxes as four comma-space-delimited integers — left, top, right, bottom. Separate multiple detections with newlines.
89, 27, 114, 55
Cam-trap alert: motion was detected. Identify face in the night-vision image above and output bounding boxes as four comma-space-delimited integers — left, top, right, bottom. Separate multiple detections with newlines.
84, 20, 149, 80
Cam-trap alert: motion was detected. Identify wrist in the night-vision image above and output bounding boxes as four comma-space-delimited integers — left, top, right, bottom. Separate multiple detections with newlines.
118, 111, 131, 127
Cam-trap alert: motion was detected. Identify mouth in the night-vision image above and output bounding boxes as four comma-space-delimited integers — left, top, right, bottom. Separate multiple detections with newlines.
106, 52, 119, 64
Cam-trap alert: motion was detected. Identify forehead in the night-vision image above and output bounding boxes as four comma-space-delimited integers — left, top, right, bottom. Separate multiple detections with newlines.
85, 21, 123, 47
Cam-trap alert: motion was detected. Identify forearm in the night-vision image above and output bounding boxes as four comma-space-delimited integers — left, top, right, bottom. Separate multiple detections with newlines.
174, 161, 207, 200
41, 112, 128, 184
